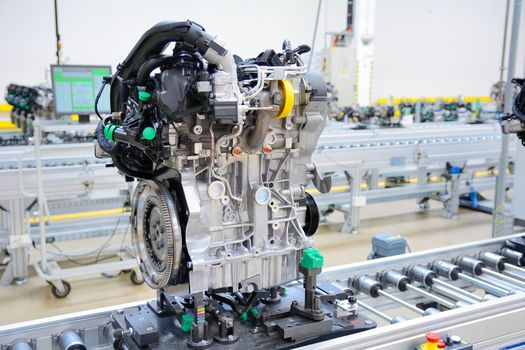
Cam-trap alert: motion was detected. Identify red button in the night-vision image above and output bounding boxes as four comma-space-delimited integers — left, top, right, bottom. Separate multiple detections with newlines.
437, 340, 446, 348
426, 332, 441, 343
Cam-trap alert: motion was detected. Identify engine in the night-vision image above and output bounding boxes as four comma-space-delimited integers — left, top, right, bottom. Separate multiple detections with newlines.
95, 21, 330, 296
502, 78, 525, 145
93, 21, 383, 349
5, 84, 53, 135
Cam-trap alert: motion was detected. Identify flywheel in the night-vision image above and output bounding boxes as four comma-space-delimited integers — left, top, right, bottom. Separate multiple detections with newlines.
131, 180, 182, 289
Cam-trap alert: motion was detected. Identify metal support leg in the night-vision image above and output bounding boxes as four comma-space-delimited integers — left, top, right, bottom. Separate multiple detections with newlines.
342, 169, 363, 234
188, 292, 212, 349
369, 169, 379, 190
494, 0, 522, 237
1, 198, 30, 285
443, 173, 460, 220
291, 266, 324, 321
415, 101, 422, 123
416, 166, 429, 210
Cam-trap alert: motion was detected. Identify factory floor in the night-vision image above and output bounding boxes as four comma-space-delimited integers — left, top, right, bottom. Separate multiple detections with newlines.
0, 196, 495, 326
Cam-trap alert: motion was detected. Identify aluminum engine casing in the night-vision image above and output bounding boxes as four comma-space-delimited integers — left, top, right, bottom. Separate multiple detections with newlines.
172, 73, 327, 293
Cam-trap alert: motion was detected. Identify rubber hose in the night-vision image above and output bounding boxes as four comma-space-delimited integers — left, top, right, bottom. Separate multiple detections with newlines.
137, 55, 173, 86
95, 120, 117, 154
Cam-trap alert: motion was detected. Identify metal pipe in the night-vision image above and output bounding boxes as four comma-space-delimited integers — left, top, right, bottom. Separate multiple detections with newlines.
431, 284, 476, 306
482, 267, 525, 289
54, 0, 61, 64
431, 278, 482, 303
504, 263, 525, 274
493, 0, 522, 237
477, 275, 523, 293
35, 122, 47, 272
376, 289, 424, 315
357, 300, 407, 324
356, 300, 392, 322
458, 272, 510, 297
499, 0, 511, 85
308, 0, 323, 70
405, 284, 455, 309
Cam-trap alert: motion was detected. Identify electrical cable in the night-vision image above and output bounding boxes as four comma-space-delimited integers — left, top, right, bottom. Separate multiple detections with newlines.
33, 203, 130, 266
95, 76, 112, 120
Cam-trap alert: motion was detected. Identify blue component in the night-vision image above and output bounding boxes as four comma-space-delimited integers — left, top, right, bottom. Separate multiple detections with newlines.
501, 341, 525, 349
369, 233, 407, 259
390, 156, 406, 166
449, 166, 462, 174
469, 187, 478, 208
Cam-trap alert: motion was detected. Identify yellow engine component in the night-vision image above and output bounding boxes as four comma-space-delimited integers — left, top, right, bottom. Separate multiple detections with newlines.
274, 80, 294, 119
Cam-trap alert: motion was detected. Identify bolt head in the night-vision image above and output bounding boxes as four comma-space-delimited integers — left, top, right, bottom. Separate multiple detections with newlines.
262, 144, 272, 154
272, 91, 283, 105
193, 125, 203, 135
232, 147, 242, 157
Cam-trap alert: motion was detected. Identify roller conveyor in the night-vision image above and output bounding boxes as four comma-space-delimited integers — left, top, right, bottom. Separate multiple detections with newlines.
1, 234, 525, 349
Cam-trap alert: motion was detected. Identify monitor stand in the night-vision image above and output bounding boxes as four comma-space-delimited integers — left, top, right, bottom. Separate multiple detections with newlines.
78, 114, 90, 123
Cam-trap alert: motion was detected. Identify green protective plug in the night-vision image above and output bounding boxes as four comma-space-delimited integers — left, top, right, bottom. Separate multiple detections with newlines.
103, 124, 118, 141
180, 313, 193, 333
239, 312, 248, 321
300, 248, 324, 269
142, 127, 156, 140
138, 91, 152, 102
250, 308, 260, 318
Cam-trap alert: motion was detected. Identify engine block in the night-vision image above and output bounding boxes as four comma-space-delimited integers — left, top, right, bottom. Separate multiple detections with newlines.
95, 21, 330, 295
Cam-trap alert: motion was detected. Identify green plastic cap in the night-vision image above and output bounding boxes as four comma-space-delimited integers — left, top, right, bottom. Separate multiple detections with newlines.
250, 308, 260, 318
142, 127, 156, 140
239, 312, 248, 321
103, 124, 118, 141
180, 313, 193, 332
138, 91, 152, 102
300, 248, 324, 269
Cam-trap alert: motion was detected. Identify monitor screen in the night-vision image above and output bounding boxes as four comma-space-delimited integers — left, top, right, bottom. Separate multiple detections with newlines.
51, 65, 112, 116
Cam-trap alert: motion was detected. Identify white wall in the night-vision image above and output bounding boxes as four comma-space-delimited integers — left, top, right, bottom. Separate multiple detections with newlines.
0, 0, 524, 103
373, 0, 525, 100
0, 0, 345, 100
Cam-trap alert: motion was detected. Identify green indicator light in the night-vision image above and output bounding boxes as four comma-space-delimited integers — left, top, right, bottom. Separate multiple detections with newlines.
142, 127, 156, 140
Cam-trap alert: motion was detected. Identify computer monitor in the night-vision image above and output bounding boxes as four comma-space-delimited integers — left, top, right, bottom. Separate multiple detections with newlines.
50, 65, 112, 117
